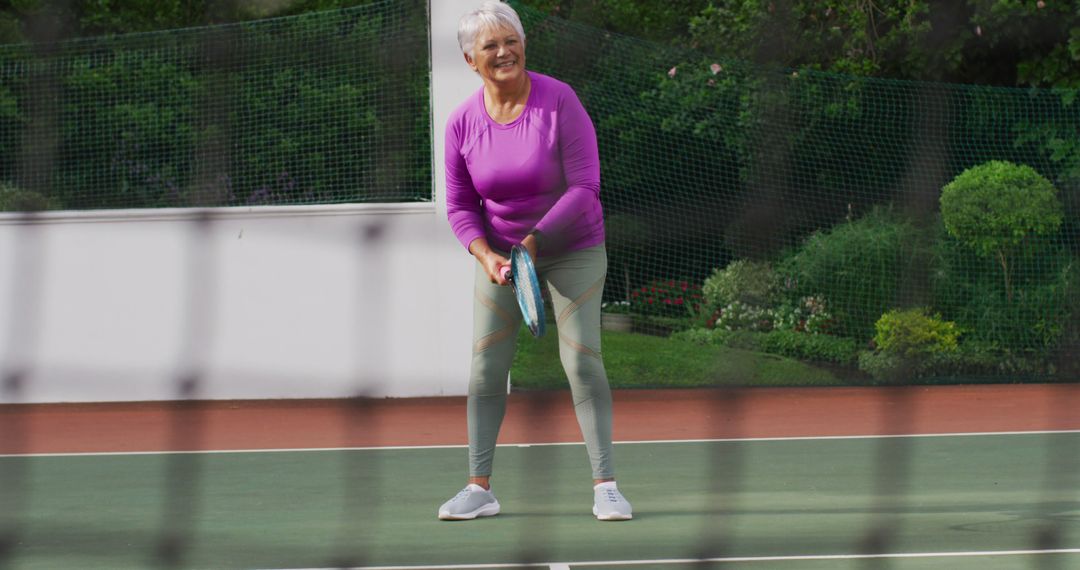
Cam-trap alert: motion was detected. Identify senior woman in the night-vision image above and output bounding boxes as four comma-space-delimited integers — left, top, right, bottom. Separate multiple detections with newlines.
438, 1, 632, 522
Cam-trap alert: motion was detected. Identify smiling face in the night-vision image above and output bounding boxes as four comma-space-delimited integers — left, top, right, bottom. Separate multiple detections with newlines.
465, 25, 526, 87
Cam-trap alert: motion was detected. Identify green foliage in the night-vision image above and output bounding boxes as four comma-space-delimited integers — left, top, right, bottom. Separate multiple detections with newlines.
940, 161, 1064, 301
516, 0, 710, 44
688, 0, 936, 78
76, 1, 209, 35
0, 181, 61, 211
771, 295, 834, 335
855, 350, 906, 384
968, 0, 1080, 90
940, 161, 1062, 258
710, 300, 773, 333
0, 2, 432, 209
779, 208, 923, 339
873, 308, 960, 358
857, 340, 1052, 384
701, 259, 777, 310
0, 12, 23, 44
931, 220, 1078, 353
604, 212, 651, 302
600, 300, 632, 314
673, 327, 860, 366
57, 51, 198, 208
753, 329, 859, 365
678, 0, 1080, 89
1, 0, 391, 40
699, 260, 838, 334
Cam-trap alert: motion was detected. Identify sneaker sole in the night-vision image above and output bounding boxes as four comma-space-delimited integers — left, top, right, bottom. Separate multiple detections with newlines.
438, 501, 500, 521
593, 505, 633, 521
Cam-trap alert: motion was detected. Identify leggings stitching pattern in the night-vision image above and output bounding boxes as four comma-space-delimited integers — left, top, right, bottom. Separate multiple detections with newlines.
473, 289, 516, 354
555, 275, 605, 360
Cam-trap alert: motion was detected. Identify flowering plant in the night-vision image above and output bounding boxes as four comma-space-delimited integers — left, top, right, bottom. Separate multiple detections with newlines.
600, 300, 633, 314
772, 295, 835, 335
709, 300, 772, 332
630, 279, 704, 317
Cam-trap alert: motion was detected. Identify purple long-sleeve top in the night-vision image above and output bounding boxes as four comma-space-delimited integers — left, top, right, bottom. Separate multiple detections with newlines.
445, 71, 604, 256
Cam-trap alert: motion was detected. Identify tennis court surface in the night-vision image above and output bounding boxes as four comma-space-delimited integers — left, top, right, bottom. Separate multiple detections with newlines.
1, 384, 1078, 570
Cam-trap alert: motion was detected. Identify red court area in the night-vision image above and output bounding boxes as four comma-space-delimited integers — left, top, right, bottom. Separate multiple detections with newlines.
1, 384, 1078, 455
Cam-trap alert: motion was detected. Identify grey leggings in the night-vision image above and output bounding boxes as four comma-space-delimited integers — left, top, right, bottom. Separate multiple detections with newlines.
468, 244, 614, 480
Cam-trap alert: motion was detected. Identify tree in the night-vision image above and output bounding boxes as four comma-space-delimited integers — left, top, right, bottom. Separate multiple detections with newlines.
939, 161, 1064, 301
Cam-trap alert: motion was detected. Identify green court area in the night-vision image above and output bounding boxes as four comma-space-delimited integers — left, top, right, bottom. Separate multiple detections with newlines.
2, 433, 1078, 569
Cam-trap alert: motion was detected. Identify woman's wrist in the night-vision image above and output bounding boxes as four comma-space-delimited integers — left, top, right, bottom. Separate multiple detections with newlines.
468, 237, 493, 259
523, 230, 543, 258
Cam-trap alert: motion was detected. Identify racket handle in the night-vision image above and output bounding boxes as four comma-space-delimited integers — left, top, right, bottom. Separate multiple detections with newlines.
499, 265, 511, 282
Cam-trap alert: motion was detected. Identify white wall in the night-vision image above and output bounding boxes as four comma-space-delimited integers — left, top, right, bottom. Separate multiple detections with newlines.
0, 0, 483, 403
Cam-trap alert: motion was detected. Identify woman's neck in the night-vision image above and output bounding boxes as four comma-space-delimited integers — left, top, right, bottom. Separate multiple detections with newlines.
484, 72, 531, 124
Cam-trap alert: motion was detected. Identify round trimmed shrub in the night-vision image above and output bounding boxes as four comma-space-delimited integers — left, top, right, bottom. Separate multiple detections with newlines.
940, 161, 1062, 258
940, 161, 1063, 302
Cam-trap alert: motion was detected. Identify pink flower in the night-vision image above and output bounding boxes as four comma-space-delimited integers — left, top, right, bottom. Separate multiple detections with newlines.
710, 63, 722, 75
1037, 0, 1045, 7
975, 25, 982, 37
707, 79, 716, 87
667, 66, 677, 78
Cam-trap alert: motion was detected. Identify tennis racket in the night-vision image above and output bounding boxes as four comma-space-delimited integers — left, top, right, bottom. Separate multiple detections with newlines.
500, 244, 546, 337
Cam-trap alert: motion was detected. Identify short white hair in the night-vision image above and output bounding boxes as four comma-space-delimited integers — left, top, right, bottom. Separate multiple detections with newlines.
457, 1, 526, 59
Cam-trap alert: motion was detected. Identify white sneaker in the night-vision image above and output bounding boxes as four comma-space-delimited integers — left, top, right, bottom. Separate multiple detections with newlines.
438, 484, 501, 520
592, 481, 632, 521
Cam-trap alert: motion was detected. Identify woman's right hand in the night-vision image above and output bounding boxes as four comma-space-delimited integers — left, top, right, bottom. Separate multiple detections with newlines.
469, 238, 510, 286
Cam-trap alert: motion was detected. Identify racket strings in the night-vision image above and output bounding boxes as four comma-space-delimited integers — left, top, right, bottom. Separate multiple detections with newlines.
514, 258, 540, 316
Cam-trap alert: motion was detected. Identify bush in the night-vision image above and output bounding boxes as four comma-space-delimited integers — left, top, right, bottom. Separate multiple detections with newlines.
857, 341, 1052, 384
702, 259, 778, 310
0, 182, 62, 211
940, 161, 1063, 301
771, 295, 835, 335
2, 5, 433, 211
755, 329, 860, 365
931, 218, 1078, 354
858, 308, 960, 382
778, 207, 923, 340
873, 308, 960, 358
710, 300, 773, 332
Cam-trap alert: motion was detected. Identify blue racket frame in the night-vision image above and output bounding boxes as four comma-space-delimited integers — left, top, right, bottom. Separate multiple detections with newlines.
508, 244, 546, 337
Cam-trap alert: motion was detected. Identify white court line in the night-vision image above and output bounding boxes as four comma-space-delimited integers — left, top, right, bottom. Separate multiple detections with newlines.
3, 429, 1080, 458
263, 547, 1080, 570
2, 427, 1080, 457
